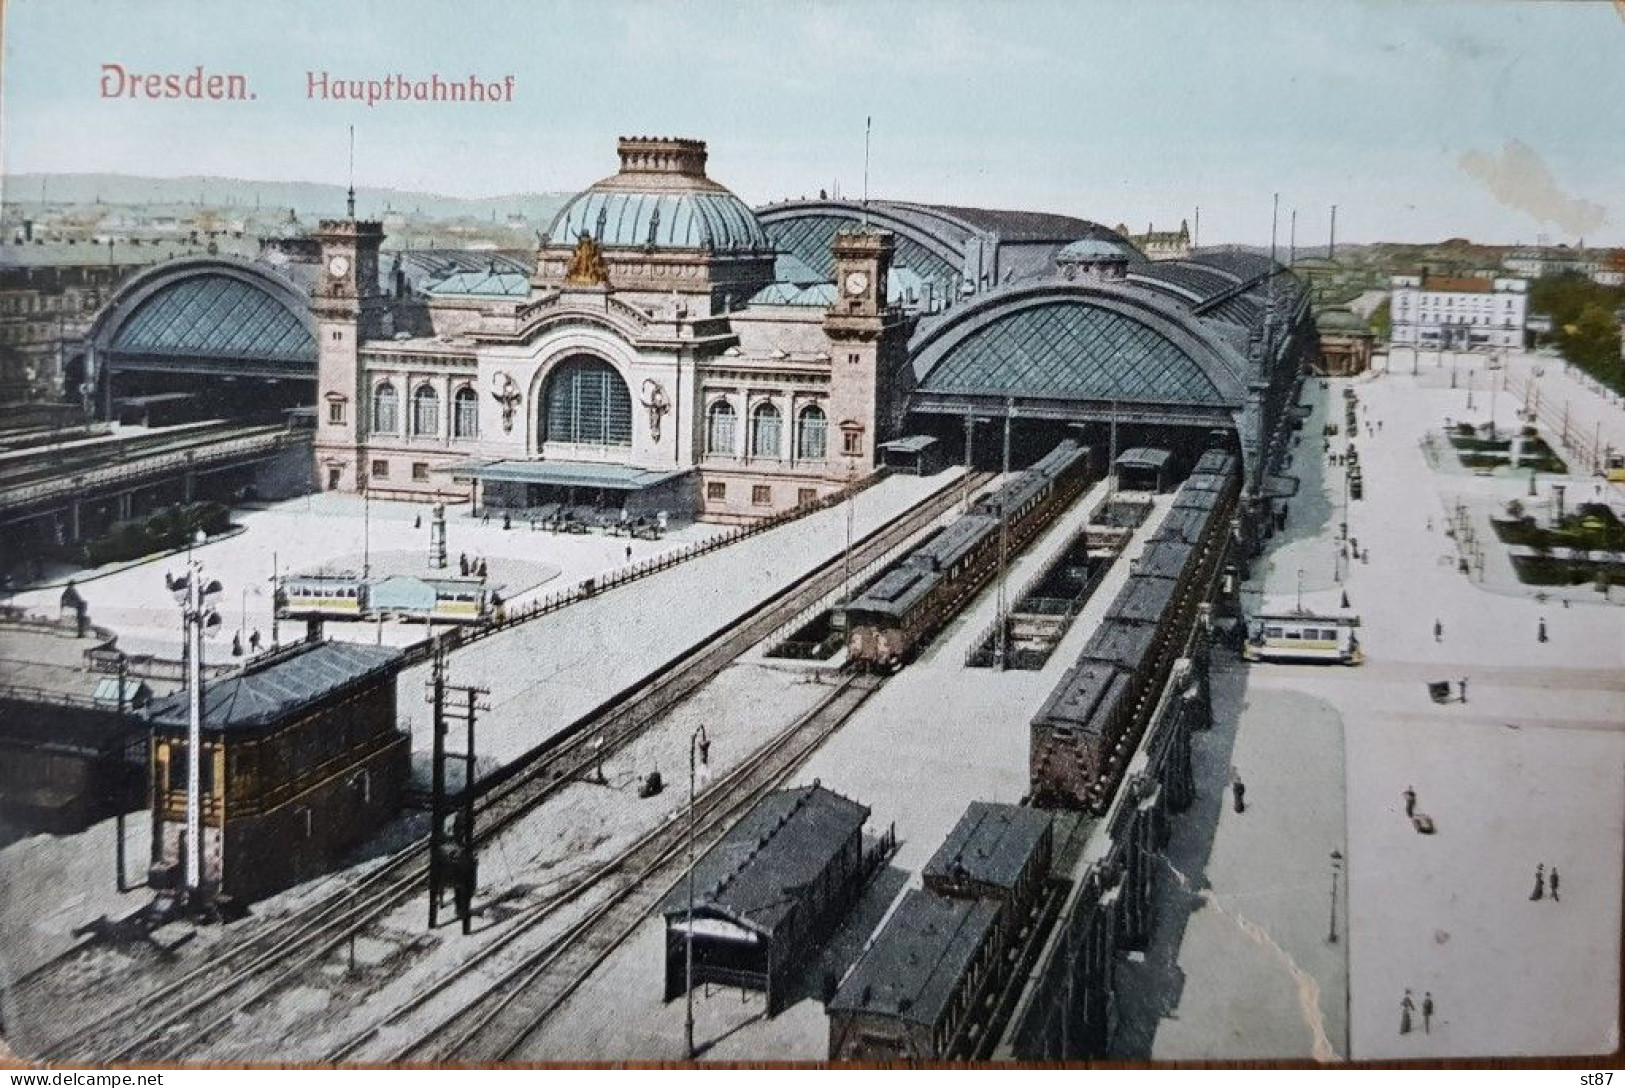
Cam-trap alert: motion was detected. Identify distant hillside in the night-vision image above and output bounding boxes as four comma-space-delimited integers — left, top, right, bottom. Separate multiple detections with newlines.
2, 172, 573, 226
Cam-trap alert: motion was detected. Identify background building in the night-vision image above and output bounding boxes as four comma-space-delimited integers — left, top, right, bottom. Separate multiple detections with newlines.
1389, 272, 1527, 351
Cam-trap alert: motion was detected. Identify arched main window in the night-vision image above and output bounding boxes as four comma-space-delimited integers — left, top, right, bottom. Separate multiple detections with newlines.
411, 384, 439, 436
706, 399, 737, 456
796, 404, 827, 461
371, 382, 399, 433
541, 357, 632, 446
750, 401, 782, 459
453, 386, 479, 439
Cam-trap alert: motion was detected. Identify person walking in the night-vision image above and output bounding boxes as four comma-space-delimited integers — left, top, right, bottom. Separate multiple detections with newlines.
1231, 777, 1246, 814
1401, 990, 1415, 1035
1459, 677, 1468, 703
249, 628, 261, 653
1538, 616, 1548, 643
1422, 992, 1434, 1034
1434, 618, 1443, 643
1404, 786, 1417, 818
1550, 866, 1560, 902
1530, 862, 1545, 901
624, 544, 633, 564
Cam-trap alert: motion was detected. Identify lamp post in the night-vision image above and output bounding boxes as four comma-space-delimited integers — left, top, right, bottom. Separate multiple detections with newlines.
1296, 567, 1305, 613
684, 723, 711, 1061
1328, 848, 1343, 943
168, 562, 222, 909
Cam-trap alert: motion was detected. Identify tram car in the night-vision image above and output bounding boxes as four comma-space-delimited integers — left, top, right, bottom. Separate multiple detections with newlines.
1030, 450, 1241, 812
1243, 611, 1363, 665
278, 573, 367, 619
278, 572, 493, 625
843, 440, 1093, 671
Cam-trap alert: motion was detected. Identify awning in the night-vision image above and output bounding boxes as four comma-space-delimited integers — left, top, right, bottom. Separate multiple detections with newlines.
879, 435, 940, 454
1115, 447, 1172, 470
444, 459, 691, 492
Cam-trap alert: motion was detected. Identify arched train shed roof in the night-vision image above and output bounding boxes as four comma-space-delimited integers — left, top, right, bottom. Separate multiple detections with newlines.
90, 255, 317, 380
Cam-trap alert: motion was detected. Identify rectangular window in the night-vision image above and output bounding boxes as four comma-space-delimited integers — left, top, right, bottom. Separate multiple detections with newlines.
848, 353, 861, 365
752, 484, 772, 506
332, 330, 343, 341
371, 459, 389, 479
412, 462, 429, 482
706, 481, 726, 501
842, 430, 863, 456
328, 401, 346, 425
797, 488, 817, 506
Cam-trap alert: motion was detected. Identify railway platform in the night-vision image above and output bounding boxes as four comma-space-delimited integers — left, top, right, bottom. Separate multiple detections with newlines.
514, 477, 1181, 1060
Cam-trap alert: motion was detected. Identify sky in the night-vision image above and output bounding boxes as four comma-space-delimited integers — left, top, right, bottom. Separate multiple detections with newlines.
2, 0, 1623, 246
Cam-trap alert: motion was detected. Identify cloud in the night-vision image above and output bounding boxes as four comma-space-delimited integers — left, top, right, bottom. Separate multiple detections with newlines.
1458, 139, 1608, 236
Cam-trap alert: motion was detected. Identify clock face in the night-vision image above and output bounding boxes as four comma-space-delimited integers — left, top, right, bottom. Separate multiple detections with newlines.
327, 255, 351, 278
844, 270, 870, 297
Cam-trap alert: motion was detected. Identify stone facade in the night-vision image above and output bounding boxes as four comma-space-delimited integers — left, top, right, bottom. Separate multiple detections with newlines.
314, 138, 910, 522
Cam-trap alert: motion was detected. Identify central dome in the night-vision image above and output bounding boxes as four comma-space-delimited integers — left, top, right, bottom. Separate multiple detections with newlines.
547, 137, 770, 253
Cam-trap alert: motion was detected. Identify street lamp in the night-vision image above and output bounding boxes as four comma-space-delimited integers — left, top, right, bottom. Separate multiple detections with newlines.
1328, 848, 1344, 943
167, 562, 223, 910
1295, 567, 1304, 613
684, 723, 711, 1061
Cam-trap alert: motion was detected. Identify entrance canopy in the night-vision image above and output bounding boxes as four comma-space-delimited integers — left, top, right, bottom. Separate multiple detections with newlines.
449, 460, 689, 492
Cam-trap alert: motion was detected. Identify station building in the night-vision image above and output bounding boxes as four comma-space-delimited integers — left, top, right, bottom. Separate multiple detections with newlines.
82, 135, 1312, 537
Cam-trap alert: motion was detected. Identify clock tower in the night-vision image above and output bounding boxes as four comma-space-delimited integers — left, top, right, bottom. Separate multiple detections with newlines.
314, 217, 385, 493
824, 229, 898, 476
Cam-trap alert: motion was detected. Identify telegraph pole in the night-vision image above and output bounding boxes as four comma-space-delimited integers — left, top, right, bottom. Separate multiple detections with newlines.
427, 638, 487, 934
995, 398, 1013, 670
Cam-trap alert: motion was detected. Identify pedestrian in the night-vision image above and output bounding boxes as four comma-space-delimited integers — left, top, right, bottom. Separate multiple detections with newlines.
1426, 516, 1433, 532
1550, 866, 1560, 902
1538, 616, 1548, 643
1459, 676, 1468, 703
1530, 862, 1545, 901
1422, 992, 1433, 1034
414, 514, 421, 529
459, 552, 468, 576
1434, 618, 1443, 642
1401, 990, 1415, 1035
1404, 786, 1416, 818
625, 544, 633, 563
249, 628, 261, 652
1231, 777, 1246, 814
502, 513, 511, 531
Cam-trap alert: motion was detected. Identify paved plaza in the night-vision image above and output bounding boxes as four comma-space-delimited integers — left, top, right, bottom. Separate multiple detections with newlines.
1133, 361, 1623, 1061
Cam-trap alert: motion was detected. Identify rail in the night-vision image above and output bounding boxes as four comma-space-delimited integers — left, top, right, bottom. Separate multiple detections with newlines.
24, 469, 972, 1065
0, 427, 304, 510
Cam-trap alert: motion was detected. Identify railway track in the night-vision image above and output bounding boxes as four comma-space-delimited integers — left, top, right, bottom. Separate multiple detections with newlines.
27, 470, 989, 1065
335, 672, 879, 1064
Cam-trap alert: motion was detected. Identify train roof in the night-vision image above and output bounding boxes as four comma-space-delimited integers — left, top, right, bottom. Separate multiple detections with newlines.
923, 801, 1053, 893
1150, 507, 1212, 546
1080, 618, 1160, 667
1172, 487, 1224, 514
1033, 657, 1131, 732
827, 888, 1002, 1026
1179, 471, 1233, 494
845, 566, 938, 619
1191, 449, 1237, 477
1106, 572, 1180, 626
905, 514, 998, 574
1130, 539, 1195, 581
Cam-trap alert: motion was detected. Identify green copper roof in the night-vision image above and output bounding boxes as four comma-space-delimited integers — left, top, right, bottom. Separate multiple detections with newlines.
110, 272, 314, 362
548, 190, 768, 252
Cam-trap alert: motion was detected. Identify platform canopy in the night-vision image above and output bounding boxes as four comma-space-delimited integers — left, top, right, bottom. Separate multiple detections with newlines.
447, 460, 689, 492
1115, 447, 1173, 471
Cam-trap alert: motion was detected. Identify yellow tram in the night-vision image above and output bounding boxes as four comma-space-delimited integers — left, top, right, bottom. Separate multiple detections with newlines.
1243, 611, 1364, 665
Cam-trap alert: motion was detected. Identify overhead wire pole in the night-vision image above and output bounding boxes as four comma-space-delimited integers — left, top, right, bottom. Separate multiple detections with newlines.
861, 116, 871, 225
995, 397, 1013, 670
